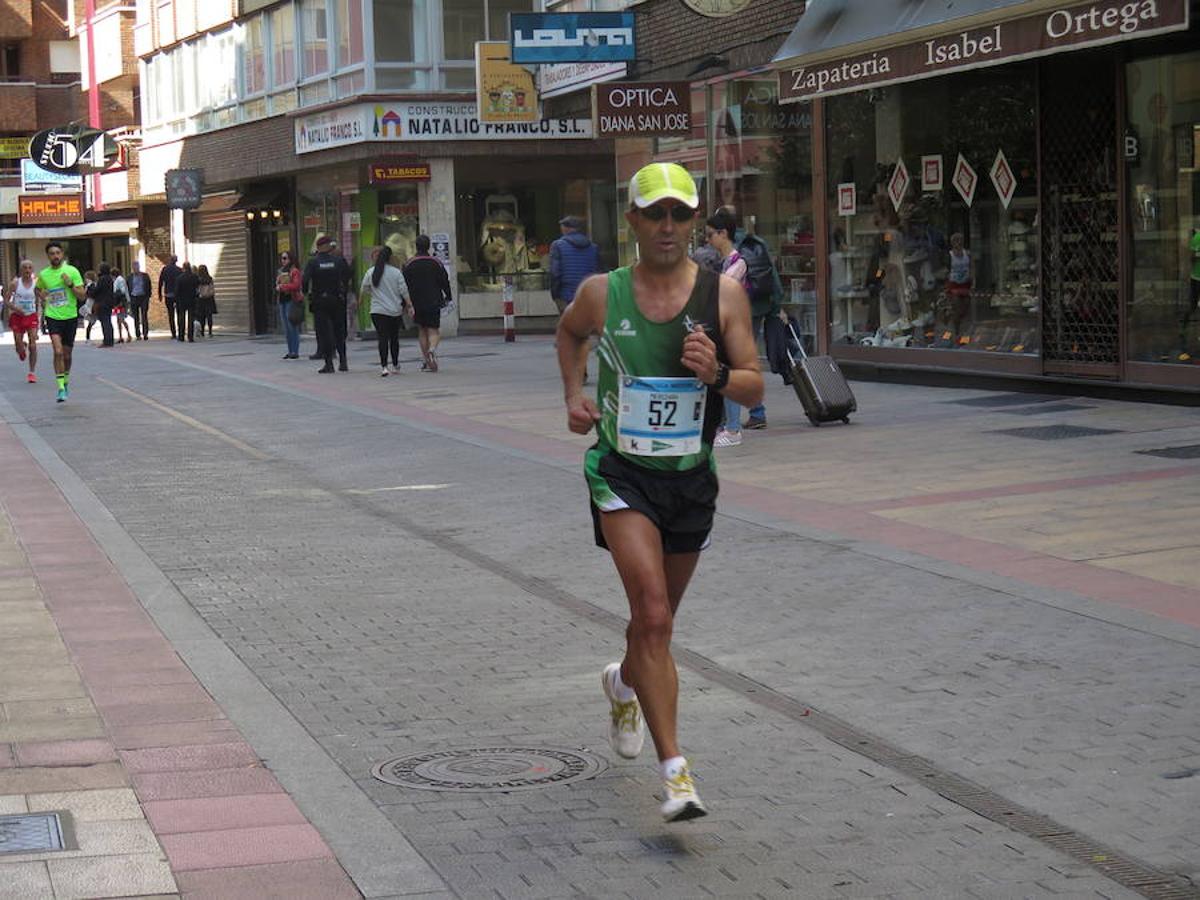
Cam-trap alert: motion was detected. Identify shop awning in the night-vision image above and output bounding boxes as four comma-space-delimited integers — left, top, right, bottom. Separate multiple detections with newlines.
231, 182, 289, 211
0, 219, 138, 240
775, 0, 1189, 104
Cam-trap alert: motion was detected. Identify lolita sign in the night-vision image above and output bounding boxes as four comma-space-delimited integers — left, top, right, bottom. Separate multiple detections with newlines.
592, 82, 691, 137
779, 0, 1188, 103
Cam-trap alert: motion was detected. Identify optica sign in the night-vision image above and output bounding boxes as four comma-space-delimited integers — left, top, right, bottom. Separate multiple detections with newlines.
592, 81, 692, 137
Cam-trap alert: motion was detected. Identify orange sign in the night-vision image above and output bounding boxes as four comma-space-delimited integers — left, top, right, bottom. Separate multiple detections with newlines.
369, 162, 431, 184
18, 193, 84, 225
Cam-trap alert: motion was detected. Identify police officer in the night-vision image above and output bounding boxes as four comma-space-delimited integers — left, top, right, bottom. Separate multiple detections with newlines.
302, 234, 352, 373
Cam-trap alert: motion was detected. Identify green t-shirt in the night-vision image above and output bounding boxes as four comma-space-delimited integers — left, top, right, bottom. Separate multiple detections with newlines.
588, 266, 720, 475
36, 264, 84, 321
1190, 230, 1200, 282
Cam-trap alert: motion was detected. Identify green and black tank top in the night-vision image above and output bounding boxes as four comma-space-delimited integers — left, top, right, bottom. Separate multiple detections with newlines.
588, 265, 724, 474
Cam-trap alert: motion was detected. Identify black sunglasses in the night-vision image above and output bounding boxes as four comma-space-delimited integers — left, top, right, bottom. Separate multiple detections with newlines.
638, 204, 696, 223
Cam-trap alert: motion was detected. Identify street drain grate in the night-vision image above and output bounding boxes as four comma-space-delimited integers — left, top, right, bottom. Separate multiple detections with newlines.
1137, 444, 1200, 460
372, 747, 607, 793
990, 425, 1123, 440
949, 393, 1069, 407
0, 812, 74, 854
997, 403, 1095, 415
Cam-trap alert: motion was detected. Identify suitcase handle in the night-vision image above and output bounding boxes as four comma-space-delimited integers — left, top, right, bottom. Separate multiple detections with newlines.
786, 320, 808, 362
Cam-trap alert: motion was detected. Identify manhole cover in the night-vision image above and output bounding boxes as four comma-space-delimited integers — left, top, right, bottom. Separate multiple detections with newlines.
949, 393, 1068, 408
373, 747, 607, 793
990, 425, 1123, 441
997, 403, 1095, 415
1137, 444, 1200, 460
0, 812, 73, 854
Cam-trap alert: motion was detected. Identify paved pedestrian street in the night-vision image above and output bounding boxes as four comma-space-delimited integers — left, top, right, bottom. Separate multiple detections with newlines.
0, 334, 1197, 899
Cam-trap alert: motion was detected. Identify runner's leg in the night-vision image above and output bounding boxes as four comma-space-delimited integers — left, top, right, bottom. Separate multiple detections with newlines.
13, 329, 25, 363
600, 509, 682, 763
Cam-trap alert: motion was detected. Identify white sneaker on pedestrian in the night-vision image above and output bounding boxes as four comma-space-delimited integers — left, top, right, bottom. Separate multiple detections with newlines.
389, 364, 400, 374
660, 758, 707, 822
380, 366, 389, 377
601, 662, 644, 759
713, 428, 742, 447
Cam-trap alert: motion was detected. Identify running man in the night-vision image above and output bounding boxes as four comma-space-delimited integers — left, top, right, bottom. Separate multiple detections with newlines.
556, 163, 763, 821
35, 242, 86, 403
7, 259, 41, 383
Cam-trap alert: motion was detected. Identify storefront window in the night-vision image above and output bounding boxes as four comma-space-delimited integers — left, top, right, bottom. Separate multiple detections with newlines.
826, 66, 1039, 354
335, 0, 364, 68
300, 0, 329, 77
271, 5, 296, 86
712, 78, 813, 333
378, 186, 421, 262
1126, 50, 1200, 365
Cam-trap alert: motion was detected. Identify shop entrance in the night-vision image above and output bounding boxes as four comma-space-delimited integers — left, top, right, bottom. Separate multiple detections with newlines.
1040, 53, 1122, 378
250, 225, 292, 335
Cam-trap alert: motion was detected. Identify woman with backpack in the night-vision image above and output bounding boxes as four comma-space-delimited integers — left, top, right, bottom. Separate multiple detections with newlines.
196, 265, 216, 337
705, 210, 751, 448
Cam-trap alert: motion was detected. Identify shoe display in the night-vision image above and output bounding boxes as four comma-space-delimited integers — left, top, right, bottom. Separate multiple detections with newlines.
26, 373, 36, 384
713, 429, 742, 447
601, 663, 644, 759
660, 760, 707, 822
743, 416, 766, 430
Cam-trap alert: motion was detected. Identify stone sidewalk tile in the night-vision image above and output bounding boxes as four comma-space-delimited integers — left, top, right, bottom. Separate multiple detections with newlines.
0, 860, 53, 899
173, 858, 362, 900
46, 853, 177, 900
0, 761, 128, 794
158, 823, 333, 871
141, 794, 310, 835
14, 738, 118, 767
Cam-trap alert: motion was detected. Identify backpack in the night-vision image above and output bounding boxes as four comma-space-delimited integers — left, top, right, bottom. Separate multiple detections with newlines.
737, 235, 778, 302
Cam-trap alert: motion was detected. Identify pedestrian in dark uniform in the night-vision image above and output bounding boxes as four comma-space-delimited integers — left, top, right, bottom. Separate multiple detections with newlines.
402, 234, 453, 373
303, 234, 352, 373
158, 255, 181, 339
174, 262, 199, 342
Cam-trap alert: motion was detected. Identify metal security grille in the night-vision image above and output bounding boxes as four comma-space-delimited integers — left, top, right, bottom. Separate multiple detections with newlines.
1040, 54, 1120, 372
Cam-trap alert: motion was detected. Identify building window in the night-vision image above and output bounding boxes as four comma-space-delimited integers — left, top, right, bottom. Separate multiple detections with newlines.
373, 0, 425, 64
243, 16, 266, 95
272, 4, 296, 86
1, 44, 19, 80
488, 0, 528, 44
336, 0, 365, 68
442, 0, 484, 61
300, 0, 329, 77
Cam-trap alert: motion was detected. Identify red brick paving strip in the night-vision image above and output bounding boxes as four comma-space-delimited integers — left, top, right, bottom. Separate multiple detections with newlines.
0, 426, 362, 897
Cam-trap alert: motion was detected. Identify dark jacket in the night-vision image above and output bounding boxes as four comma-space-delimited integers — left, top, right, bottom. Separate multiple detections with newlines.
128, 271, 152, 299
302, 251, 351, 306
174, 271, 199, 307
158, 263, 181, 299
402, 255, 452, 312
549, 231, 601, 303
91, 275, 115, 312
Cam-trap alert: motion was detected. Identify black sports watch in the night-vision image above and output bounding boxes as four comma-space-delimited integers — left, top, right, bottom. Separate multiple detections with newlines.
711, 363, 730, 391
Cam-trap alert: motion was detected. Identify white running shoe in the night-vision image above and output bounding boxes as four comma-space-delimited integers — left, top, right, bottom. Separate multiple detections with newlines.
601, 663, 644, 759
660, 760, 707, 822
380, 366, 389, 377
713, 428, 742, 447
389, 364, 400, 374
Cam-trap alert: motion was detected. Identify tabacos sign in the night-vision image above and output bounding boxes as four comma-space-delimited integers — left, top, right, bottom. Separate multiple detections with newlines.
592, 82, 692, 137
780, 0, 1188, 103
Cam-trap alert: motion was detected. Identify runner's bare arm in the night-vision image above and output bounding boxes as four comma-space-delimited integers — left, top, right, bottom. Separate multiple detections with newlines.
557, 273, 606, 434
680, 274, 764, 408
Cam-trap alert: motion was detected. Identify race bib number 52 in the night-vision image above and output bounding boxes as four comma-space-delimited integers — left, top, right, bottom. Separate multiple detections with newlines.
617, 376, 707, 456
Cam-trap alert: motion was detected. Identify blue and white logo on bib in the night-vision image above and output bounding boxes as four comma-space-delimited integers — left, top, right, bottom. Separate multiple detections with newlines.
617, 376, 706, 456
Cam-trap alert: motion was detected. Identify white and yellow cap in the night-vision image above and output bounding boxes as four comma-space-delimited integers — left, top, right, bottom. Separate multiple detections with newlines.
629, 163, 699, 210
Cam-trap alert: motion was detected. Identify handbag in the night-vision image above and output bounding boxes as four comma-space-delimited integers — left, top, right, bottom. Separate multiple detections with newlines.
286, 299, 305, 325
198, 283, 215, 299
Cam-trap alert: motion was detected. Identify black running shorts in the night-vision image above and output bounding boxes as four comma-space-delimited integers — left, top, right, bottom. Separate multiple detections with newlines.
588, 450, 718, 555
45, 317, 78, 347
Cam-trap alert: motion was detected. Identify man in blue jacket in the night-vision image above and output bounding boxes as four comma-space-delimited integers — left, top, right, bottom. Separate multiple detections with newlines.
549, 216, 601, 315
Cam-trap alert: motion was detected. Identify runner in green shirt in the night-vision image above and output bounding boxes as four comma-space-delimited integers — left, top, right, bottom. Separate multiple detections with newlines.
557, 163, 763, 822
35, 241, 85, 403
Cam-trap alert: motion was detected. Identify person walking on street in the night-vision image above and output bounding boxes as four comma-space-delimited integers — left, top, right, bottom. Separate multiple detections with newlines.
550, 215, 601, 315
360, 245, 409, 376
705, 210, 751, 448
174, 262, 199, 342
402, 235, 452, 372
127, 261, 152, 340
556, 162, 763, 822
303, 234, 351, 373
91, 263, 117, 348
35, 242, 86, 403
112, 267, 133, 344
196, 265, 216, 337
276, 251, 303, 359
7, 259, 41, 383
158, 255, 181, 339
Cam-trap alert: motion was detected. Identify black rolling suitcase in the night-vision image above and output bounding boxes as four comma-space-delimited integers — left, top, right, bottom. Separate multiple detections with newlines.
787, 322, 856, 426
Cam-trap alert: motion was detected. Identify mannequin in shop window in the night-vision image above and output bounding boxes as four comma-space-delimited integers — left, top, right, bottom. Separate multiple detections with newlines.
946, 232, 973, 338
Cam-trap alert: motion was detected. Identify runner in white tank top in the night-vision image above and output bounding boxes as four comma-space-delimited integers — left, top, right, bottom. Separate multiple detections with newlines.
7, 259, 40, 383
